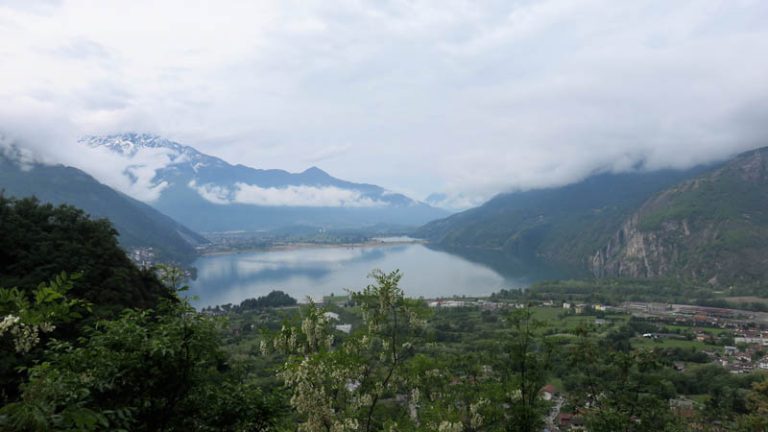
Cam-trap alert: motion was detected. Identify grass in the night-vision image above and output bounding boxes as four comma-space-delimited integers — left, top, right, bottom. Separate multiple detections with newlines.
631, 337, 721, 352
663, 324, 730, 336
530, 306, 566, 322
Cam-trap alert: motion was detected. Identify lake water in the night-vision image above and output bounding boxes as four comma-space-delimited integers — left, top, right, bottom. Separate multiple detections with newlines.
187, 241, 568, 308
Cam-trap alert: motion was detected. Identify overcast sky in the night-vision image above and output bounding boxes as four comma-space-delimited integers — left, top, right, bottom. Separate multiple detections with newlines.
2, 0, 768, 207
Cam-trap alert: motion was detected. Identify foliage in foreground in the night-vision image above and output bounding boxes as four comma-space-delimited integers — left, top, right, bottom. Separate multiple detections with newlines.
271, 269, 557, 432
0, 195, 168, 311
0, 283, 281, 431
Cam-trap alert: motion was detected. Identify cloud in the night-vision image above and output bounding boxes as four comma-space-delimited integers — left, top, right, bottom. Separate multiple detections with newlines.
0, 105, 171, 202
234, 184, 386, 207
189, 181, 387, 208
1, 0, 768, 206
188, 181, 231, 205
303, 144, 352, 164
51, 38, 111, 61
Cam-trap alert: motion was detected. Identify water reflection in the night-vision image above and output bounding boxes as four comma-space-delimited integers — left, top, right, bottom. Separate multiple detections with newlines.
425, 245, 578, 281
188, 243, 567, 308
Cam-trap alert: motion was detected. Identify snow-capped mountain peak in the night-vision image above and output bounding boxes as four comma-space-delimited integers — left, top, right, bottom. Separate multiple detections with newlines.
78, 133, 447, 231
81, 133, 179, 156
80, 133, 222, 168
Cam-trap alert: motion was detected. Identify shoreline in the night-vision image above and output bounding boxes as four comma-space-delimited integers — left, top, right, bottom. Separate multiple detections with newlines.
198, 238, 427, 257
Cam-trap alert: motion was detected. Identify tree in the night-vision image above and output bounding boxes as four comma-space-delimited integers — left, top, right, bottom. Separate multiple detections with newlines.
274, 269, 434, 432
568, 325, 684, 432
0, 279, 281, 431
735, 380, 768, 431
500, 307, 553, 432
0, 196, 169, 312
0, 272, 89, 403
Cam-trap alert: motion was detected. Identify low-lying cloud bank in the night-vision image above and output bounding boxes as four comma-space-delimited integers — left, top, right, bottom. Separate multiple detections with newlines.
2, 1, 768, 208
189, 181, 387, 208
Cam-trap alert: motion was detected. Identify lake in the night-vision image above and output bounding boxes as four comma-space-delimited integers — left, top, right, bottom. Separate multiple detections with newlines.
187, 240, 568, 308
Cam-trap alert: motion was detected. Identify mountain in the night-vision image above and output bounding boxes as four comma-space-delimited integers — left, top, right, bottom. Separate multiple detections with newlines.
591, 147, 768, 285
83, 134, 447, 232
415, 167, 710, 270
0, 149, 208, 263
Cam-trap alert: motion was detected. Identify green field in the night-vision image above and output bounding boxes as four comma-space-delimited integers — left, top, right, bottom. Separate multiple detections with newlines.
631, 337, 721, 352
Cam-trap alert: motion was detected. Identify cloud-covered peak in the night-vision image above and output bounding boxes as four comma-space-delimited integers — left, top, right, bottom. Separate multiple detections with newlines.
3, 1, 768, 203
75, 133, 433, 211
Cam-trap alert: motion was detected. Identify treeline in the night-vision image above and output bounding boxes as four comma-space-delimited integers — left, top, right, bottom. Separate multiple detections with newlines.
202, 290, 298, 314
493, 278, 768, 311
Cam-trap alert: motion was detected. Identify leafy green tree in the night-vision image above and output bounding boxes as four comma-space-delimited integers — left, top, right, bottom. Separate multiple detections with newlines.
0, 195, 169, 312
500, 307, 552, 432
275, 269, 436, 432
0, 272, 90, 403
735, 380, 768, 431
1, 284, 281, 431
568, 326, 684, 432
405, 351, 505, 431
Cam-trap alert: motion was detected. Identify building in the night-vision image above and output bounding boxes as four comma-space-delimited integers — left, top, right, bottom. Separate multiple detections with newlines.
759, 356, 768, 370
735, 336, 768, 346
324, 312, 340, 321
335, 324, 352, 334
540, 384, 557, 401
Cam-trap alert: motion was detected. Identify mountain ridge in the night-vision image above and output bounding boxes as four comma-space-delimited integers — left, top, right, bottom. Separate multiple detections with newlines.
0, 149, 208, 263
417, 146, 768, 286
591, 146, 768, 285
415, 166, 712, 268
83, 133, 447, 231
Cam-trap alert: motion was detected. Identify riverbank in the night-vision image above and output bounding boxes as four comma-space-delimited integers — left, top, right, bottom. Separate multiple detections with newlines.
198, 237, 426, 256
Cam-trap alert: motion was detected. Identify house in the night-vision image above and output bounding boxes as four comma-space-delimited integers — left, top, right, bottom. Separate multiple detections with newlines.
557, 413, 584, 429
735, 336, 768, 346
335, 324, 352, 334
557, 413, 574, 428
442, 300, 466, 308
724, 346, 738, 356
758, 356, 768, 370
324, 312, 340, 321
574, 304, 586, 314
563, 302, 572, 310
540, 384, 557, 401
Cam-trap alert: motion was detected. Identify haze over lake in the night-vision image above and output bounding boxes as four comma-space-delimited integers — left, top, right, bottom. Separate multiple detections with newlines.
187, 241, 567, 308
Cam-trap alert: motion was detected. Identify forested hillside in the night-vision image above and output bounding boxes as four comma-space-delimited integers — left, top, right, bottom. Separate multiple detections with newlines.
0, 152, 207, 263
592, 147, 768, 285
418, 147, 768, 287
416, 168, 707, 268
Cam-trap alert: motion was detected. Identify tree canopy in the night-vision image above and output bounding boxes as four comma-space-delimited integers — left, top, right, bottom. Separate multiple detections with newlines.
0, 195, 168, 311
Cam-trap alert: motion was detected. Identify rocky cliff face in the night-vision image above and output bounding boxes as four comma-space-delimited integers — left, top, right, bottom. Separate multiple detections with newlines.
591, 147, 768, 285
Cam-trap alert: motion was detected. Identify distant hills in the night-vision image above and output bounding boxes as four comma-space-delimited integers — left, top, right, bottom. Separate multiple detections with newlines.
416, 146, 768, 287
83, 134, 448, 232
0, 150, 208, 263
